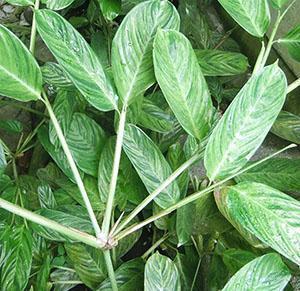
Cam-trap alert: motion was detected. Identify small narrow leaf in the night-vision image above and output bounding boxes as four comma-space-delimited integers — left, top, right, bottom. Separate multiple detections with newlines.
222, 254, 291, 290
36, 9, 118, 111
272, 110, 300, 144
1, 226, 33, 291
123, 124, 180, 209
100, 0, 121, 21
279, 24, 300, 62
154, 29, 214, 139
0, 25, 42, 101
215, 182, 300, 265
204, 63, 287, 181
235, 158, 300, 192
218, 0, 270, 37
112, 0, 180, 104
145, 252, 181, 291
195, 49, 249, 76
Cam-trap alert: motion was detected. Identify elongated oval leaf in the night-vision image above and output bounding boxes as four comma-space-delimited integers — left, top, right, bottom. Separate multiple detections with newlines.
215, 182, 300, 265
235, 158, 300, 192
65, 243, 107, 289
0, 25, 42, 101
222, 253, 291, 291
5, 0, 34, 5
66, 113, 106, 177
145, 252, 181, 291
36, 9, 118, 111
112, 0, 180, 104
32, 206, 94, 242
154, 29, 214, 139
272, 110, 300, 144
98, 258, 144, 290
204, 63, 287, 181
45, 0, 76, 10
218, 0, 270, 37
195, 49, 249, 76
279, 24, 300, 62
1, 226, 33, 291
123, 124, 180, 209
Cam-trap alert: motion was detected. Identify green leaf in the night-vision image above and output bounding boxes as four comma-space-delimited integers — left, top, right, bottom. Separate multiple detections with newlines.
0, 142, 7, 175
138, 99, 174, 133
97, 258, 144, 290
222, 253, 291, 290
36, 9, 118, 111
32, 206, 94, 242
50, 267, 81, 291
41, 62, 73, 89
215, 182, 300, 265
38, 126, 82, 182
66, 113, 106, 177
0, 120, 23, 133
123, 124, 180, 209
35, 252, 52, 290
1, 226, 33, 291
145, 252, 181, 291
154, 29, 214, 139
279, 24, 300, 62
272, 110, 300, 144
0, 25, 42, 101
38, 183, 57, 208
100, 0, 121, 21
235, 158, 300, 192
5, 0, 34, 6
222, 248, 257, 275
45, 0, 76, 10
218, 0, 270, 37
270, 0, 290, 9
195, 49, 249, 76
111, 0, 180, 104
65, 243, 107, 289
204, 63, 287, 181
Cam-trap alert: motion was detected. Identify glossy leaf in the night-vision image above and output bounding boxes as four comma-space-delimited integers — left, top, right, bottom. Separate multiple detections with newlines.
36, 9, 118, 111
50, 267, 81, 291
138, 99, 174, 133
123, 124, 180, 209
204, 63, 287, 181
66, 113, 106, 177
65, 243, 107, 289
100, 0, 121, 21
111, 0, 180, 104
32, 206, 94, 242
270, 0, 290, 8
0, 120, 23, 133
195, 49, 249, 76
45, 0, 76, 10
235, 158, 300, 192
97, 258, 144, 290
218, 0, 270, 37
154, 29, 214, 139
5, 0, 34, 5
145, 252, 181, 291
222, 253, 291, 291
41, 62, 73, 89
38, 184, 57, 208
1, 226, 33, 291
272, 110, 300, 144
215, 182, 300, 265
279, 24, 300, 62
0, 24, 42, 101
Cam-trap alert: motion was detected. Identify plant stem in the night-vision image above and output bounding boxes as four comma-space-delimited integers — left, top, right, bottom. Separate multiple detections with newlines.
0, 197, 105, 249
103, 250, 118, 291
142, 234, 169, 260
253, 42, 265, 75
115, 144, 296, 241
29, 0, 40, 54
41, 93, 104, 241
287, 78, 300, 94
102, 105, 127, 238
113, 151, 202, 236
